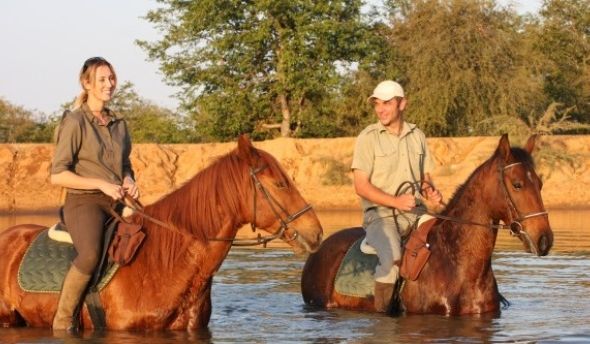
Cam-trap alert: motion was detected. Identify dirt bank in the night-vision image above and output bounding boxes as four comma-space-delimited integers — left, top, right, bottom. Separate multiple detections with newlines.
1, 135, 588, 213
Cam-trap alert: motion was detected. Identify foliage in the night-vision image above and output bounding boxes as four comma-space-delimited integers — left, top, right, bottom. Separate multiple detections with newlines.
475, 102, 590, 139
0, 98, 55, 143
109, 82, 193, 143
317, 156, 352, 185
535, 0, 590, 126
138, 0, 383, 140
384, 0, 545, 136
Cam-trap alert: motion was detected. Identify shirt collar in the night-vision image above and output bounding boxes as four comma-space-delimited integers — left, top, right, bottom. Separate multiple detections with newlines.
81, 103, 117, 125
376, 121, 416, 137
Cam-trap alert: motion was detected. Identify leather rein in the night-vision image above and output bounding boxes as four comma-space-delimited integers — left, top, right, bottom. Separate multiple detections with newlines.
404, 162, 548, 236
208, 164, 313, 247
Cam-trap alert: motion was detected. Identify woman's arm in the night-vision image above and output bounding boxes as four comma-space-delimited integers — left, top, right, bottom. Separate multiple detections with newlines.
51, 170, 124, 200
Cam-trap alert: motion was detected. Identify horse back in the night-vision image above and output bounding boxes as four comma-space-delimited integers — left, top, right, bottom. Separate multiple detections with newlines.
301, 227, 367, 309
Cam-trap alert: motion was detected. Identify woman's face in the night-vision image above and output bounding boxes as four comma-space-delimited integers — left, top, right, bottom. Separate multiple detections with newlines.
84, 65, 116, 103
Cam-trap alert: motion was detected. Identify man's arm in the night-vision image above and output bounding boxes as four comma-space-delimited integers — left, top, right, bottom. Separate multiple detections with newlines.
353, 169, 416, 212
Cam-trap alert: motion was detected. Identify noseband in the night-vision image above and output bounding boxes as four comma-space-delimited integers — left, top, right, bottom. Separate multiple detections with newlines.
211, 164, 313, 247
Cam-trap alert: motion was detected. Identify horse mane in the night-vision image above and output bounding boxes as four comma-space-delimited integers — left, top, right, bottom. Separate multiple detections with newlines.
142, 145, 293, 242
442, 146, 534, 215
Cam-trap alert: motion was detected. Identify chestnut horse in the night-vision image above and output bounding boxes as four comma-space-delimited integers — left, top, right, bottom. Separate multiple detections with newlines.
302, 134, 552, 315
0, 135, 323, 330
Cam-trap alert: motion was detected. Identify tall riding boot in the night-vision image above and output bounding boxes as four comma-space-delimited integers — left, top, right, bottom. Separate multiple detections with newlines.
374, 281, 395, 313
52, 264, 92, 331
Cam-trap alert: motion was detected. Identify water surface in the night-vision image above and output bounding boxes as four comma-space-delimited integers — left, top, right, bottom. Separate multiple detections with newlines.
0, 209, 588, 343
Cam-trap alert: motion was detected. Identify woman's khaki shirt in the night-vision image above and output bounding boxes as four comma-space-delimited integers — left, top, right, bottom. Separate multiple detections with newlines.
51, 104, 134, 194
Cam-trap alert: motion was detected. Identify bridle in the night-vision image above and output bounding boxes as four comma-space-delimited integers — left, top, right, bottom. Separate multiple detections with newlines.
116, 164, 313, 247
400, 161, 548, 236
210, 164, 313, 247
498, 161, 548, 239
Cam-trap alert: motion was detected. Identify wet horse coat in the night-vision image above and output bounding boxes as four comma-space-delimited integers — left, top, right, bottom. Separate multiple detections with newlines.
302, 135, 553, 315
0, 135, 323, 329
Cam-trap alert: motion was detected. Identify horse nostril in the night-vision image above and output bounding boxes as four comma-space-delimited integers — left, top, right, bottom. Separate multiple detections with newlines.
538, 234, 551, 256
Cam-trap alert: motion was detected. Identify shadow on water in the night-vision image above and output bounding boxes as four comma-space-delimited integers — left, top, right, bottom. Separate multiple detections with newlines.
0, 210, 589, 343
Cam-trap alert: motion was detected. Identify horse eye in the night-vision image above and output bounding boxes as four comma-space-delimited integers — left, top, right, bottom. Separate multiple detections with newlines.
512, 181, 523, 190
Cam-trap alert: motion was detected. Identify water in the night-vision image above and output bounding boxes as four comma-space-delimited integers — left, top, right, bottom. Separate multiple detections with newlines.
0, 210, 589, 343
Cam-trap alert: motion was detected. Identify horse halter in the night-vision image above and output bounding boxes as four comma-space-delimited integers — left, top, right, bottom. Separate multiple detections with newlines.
500, 162, 548, 237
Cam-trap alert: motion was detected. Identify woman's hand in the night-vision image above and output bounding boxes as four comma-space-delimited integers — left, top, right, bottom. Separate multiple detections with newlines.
122, 176, 140, 200
99, 181, 125, 201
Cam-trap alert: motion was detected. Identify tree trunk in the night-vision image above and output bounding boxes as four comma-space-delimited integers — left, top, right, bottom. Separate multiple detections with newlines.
278, 93, 291, 137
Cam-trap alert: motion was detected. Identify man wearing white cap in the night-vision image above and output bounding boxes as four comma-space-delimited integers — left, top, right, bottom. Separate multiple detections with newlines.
351, 80, 442, 313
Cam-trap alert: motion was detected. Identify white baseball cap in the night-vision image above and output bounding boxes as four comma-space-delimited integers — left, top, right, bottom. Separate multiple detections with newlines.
368, 80, 405, 101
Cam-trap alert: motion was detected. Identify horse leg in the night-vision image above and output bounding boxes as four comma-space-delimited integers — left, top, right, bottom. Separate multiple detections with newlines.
168, 277, 213, 330
0, 298, 25, 327
187, 278, 212, 330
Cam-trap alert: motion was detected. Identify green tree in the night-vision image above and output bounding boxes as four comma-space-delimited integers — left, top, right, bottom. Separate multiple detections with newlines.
0, 98, 47, 143
384, 0, 545, 136
109, 82, 192, 143
535, 0, 590, 127
139, 0, 381, 140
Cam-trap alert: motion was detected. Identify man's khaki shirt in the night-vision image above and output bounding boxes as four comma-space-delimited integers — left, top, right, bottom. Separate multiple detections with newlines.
51, 104, 134, 194
351, 121, 434, 216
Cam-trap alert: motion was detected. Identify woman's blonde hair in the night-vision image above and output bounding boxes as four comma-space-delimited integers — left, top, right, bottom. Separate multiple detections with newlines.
72, 57, 117, 110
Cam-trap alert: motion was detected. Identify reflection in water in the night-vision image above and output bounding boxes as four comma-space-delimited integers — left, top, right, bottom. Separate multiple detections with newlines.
0, 210, 589, 342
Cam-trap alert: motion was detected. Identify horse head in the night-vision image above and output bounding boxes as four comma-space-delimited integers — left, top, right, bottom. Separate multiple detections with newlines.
236, 135, 323, 253
491, 134, 553, 256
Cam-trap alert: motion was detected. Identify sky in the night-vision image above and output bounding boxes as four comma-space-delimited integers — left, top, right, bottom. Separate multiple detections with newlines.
0, 0, 542, 116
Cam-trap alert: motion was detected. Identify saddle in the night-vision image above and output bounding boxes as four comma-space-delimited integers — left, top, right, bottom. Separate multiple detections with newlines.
49, 218, 145, 266
334, 215, 436, 297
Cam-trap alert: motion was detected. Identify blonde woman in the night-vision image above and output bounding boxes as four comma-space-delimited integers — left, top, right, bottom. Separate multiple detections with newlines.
50, 57, 139, 331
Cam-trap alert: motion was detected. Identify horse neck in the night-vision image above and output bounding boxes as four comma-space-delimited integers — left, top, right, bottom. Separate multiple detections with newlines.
439, 162, 502, 259
143, 157, 251, 242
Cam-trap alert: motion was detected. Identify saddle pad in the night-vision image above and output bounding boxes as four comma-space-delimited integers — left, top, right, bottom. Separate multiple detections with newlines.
18, 229, 119, 293
334, 237, 379, 298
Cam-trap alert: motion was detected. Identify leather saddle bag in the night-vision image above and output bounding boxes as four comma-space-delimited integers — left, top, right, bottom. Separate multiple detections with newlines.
108, 222, 145, 265
400, 218, 437, 281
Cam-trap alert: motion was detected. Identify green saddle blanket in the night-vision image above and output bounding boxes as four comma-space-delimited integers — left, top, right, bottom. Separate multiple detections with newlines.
334, 237, 379, 298
18, 229, 119, 293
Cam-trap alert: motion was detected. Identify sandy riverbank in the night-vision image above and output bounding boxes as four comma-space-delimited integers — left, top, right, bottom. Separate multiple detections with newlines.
1, 135, 589, 213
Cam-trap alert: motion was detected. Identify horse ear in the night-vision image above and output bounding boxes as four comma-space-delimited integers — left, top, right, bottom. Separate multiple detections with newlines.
495, 134, 511, 162
237, 134, 257, 166
524, 134, 538, 154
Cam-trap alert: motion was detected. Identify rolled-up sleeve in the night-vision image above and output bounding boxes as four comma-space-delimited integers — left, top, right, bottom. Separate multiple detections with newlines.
51, 116, 82, 175
351, 133, 374, 176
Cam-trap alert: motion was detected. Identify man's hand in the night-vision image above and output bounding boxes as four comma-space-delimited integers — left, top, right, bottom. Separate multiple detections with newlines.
420, 181, 444, 213
394, 194, 416, 212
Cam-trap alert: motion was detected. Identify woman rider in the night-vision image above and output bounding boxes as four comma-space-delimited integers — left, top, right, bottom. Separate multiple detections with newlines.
50, 57, 139, 331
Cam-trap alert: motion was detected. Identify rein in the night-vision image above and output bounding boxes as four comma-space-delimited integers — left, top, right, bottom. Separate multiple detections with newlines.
110, 195, 193, 239
402, 162, 548, 236
208, 164, 313, 247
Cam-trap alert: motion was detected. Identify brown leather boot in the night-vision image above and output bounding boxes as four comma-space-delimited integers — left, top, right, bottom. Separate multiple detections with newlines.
374, 281, 395, 313
52, 265, 91, 331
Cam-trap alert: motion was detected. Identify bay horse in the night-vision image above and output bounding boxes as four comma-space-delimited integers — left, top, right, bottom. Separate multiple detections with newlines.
301, 134, 552, 315
0, 135, 323, 330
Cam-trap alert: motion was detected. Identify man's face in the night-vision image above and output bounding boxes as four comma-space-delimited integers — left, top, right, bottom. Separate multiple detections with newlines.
373, 97, 405, 127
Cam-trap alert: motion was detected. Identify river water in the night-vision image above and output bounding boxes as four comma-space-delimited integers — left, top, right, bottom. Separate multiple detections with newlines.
0, 209, 589, 343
